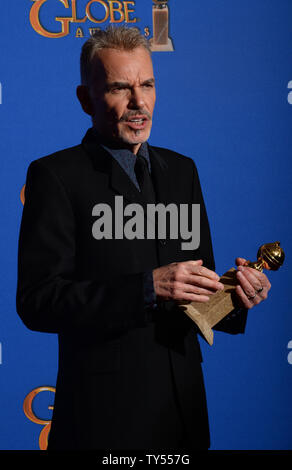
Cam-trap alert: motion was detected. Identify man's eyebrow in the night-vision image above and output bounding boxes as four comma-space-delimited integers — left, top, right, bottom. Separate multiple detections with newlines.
106, 81, 130, 90
106, 78, 155, 90
142, 78, 155, 86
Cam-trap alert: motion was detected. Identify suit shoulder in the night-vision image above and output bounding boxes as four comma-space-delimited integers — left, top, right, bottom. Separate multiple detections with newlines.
32, 144, 85, 171
26, 144, 92, 189
150, 145, 197, 169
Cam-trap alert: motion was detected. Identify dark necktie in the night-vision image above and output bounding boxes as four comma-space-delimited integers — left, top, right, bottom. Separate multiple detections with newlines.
134, 155, 156, 204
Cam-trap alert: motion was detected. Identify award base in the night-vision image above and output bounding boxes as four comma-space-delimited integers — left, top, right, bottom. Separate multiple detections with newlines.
180, 268, 240, 346
149, 37, 174, 52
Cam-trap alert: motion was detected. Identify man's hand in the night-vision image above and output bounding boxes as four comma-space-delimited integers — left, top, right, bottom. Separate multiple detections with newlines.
152, 260, 224, 303
235, 257, 271, 309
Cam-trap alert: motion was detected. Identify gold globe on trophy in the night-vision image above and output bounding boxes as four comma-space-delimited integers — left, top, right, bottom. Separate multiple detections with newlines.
246, 242, 285, 272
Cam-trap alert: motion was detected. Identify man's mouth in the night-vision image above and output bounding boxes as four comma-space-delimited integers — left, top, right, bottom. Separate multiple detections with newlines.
119, 112, 151, 130
124, 115, 149, 129
129, 118, 144, 123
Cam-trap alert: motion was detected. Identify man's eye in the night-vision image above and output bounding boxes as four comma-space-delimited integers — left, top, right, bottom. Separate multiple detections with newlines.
110, 86, 126, 93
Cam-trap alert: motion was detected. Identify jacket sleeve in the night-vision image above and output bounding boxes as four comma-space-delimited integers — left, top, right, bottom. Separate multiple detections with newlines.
16, 159, 146, 334
191, 160, 248, 335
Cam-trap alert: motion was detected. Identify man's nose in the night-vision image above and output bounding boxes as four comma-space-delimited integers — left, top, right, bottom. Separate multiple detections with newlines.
128, 87, 145, 109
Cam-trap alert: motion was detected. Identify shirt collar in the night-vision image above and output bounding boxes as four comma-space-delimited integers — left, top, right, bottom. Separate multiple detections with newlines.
102, 141, 151, 171
91, 127, 151, 176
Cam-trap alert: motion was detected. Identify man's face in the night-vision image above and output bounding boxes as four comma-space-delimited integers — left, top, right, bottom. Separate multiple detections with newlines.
86, 47, 156, 153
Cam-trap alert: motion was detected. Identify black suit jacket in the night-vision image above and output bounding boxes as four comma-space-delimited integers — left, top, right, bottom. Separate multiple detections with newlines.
16, 129, 247, 450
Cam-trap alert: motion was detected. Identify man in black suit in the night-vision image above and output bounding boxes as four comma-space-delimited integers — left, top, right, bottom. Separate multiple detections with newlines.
16, 26, 271, 450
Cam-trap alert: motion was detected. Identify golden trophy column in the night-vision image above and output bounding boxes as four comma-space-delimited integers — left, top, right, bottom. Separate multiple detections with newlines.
150, 0, 174, 52
180, 242, 285, 346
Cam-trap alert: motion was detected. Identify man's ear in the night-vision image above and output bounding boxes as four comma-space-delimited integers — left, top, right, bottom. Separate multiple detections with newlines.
76, 85, 93, 116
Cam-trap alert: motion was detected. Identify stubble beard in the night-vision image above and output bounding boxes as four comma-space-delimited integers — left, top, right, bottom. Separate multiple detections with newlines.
93, 110, 152, 148
118, 125, 151, 146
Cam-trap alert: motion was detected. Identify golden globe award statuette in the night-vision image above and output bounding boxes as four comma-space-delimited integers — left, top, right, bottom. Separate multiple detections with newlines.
180, 242, 285, 346
150, 0, 174, 52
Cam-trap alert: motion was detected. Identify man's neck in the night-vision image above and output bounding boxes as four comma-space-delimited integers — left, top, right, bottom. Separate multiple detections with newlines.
92, 128, 143, 155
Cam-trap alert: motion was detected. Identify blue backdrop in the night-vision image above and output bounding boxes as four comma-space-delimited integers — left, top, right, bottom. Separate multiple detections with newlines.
1, 0, 292, 450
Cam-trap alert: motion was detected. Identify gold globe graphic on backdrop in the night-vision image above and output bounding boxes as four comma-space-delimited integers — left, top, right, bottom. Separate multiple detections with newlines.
20, 185, 25, 205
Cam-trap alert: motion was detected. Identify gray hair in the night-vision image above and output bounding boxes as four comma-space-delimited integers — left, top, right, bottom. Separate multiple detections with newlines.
80, 25, 152, 85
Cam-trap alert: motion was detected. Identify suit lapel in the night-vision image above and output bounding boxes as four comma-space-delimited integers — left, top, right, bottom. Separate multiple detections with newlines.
82, 128, 144, 205
110, 145, 171, 207
148, 145, 170, 204
110, 157, 144, 205
82, 129, 171, 207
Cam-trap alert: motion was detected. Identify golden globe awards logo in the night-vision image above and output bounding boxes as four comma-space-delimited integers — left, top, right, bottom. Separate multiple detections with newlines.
29, 0, 174, 51
23, 386, 55, 450
29, 0, 138, 39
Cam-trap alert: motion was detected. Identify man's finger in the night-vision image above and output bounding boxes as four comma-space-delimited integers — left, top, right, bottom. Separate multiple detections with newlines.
180, 292, 210, 303
236, 270, 257, 299
237, 266, 271, 292
237, 267, 263, 292
186, 261, 221, 281
187, 274, 224, 292
235, 285, 255, 309
182, 281, 222, 296
235, 257, 249, 267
